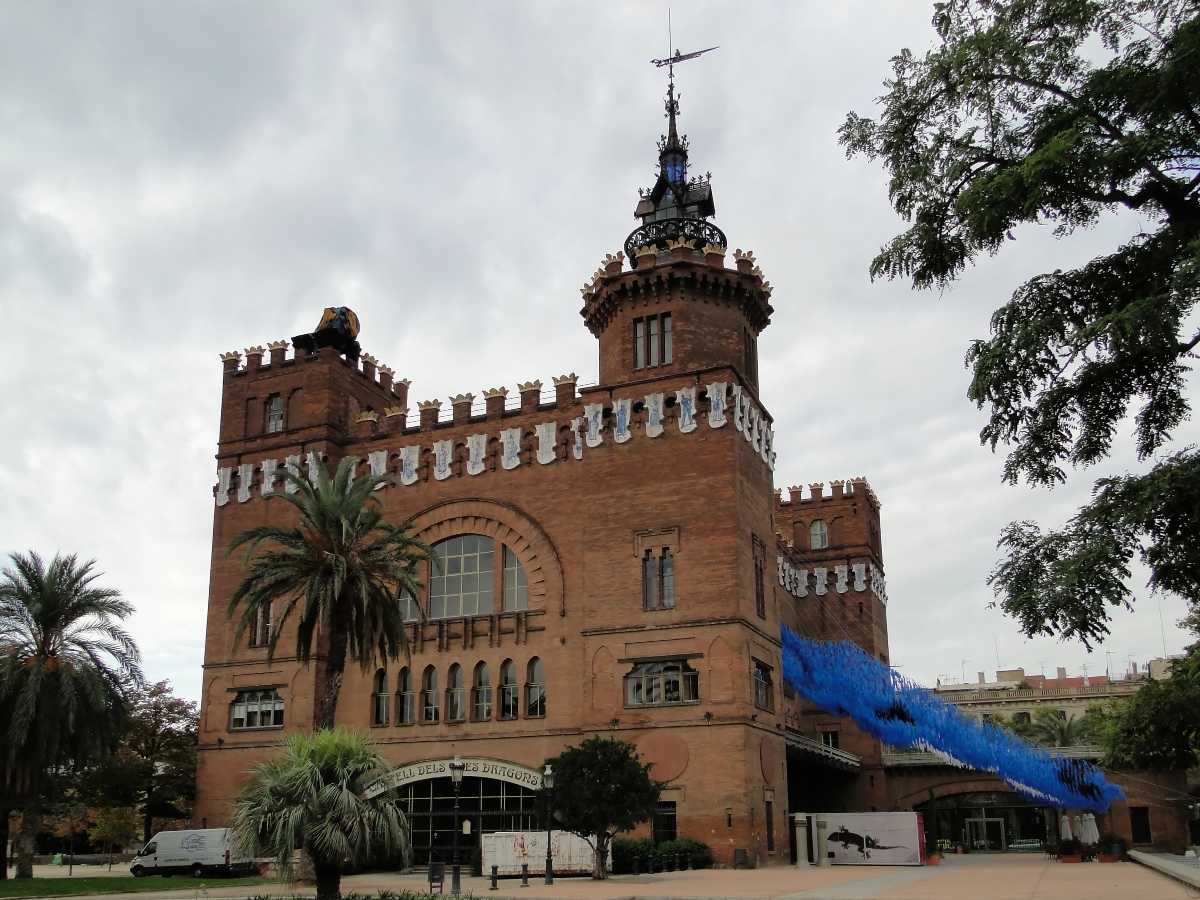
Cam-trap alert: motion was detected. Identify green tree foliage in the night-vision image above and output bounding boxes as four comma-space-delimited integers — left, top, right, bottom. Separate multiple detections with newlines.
544, 737, 663, 879
841, 0, 1200, 648
1024, 708, 1098, 747
228, 729, 408, 900
1098, 642, 1200, 769
0, 552, 142, 878
228, 457, 429, 729
88, 807, 141, 869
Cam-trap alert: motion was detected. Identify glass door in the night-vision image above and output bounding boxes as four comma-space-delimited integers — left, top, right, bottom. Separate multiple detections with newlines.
966, 818, 1006, 851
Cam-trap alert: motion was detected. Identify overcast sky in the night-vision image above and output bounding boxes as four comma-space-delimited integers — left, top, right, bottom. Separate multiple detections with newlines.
2, 1, 1196, 702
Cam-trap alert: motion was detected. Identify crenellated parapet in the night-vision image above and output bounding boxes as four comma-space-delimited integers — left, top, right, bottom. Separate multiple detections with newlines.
215, 378, 776, 510
218, 339, 410, 403
776, 476, 880, 510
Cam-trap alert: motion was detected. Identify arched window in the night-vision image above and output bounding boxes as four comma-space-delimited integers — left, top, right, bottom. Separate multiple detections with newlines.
499, 659, 519, 720
230, 689, 285, 730
472, 662, 492, 721
624, 661, 699, 707
264, 393, 284, 433
396, 667, 414, 726
809, 519, 829, 550
371, 669, 389, 726
421, 666, 439, 722
446, 663, 465, 722
525, 657, 545, 718
503, 547, 528, 612
431, 535, 495, 618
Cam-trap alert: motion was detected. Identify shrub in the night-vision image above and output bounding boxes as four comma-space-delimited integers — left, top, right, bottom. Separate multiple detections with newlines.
611, 836, 714, 872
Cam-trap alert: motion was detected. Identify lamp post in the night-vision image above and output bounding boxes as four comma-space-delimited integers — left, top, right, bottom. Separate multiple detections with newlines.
449, 756, 466, 896
543, 764, 555, 885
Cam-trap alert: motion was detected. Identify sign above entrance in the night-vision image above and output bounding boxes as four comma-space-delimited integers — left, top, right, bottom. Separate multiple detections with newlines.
363, 757, 544, 799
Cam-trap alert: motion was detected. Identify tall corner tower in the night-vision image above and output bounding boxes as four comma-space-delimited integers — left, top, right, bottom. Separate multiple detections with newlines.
580, 71, 773, 394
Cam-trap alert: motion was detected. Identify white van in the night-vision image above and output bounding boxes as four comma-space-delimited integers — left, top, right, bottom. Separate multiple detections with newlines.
129, 828, 255, 878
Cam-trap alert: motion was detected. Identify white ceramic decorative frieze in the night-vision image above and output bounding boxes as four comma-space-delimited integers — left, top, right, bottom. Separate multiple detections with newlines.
536, 422, 557, 464
744, 404, 757, 446
852, 562, 867, 592
306, 450, 323, 484
466, 434, 487, 475
216, 467, 232, 506
644, 393, 665, 438
237, 463, 254, 503
870, 564, 888, 605
613, 398, 632, 443
677, 387, 698, 433
433, 441, 453, 480
285, 454, 302, 494
501, 428, 522, 470
730, 383, 744, 433
813, 566, 828, 596
706, 382, 727, 428
368, 450, 388, 488
796, 568, 808, 598
261, 458, 280, 497
398, 446, 420, 486
834, 564, 849, 594
584, 403, 604, 447
570, 417, 584, 460
761, 424, 774, 466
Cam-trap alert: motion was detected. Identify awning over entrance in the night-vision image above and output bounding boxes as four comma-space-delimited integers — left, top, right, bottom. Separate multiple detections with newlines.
785, 731, 861, 772
364, 756, 544, 799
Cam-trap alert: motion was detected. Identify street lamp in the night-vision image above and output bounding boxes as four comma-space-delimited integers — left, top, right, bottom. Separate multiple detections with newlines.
543, 764, 555, 885
449, 756, 466, 896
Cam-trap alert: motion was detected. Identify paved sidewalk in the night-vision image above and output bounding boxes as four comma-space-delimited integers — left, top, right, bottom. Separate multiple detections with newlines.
12, 854, 1195, 900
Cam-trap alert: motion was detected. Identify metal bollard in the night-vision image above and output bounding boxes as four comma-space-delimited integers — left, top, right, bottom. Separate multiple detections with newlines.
632, 855, 640, 875
520, 863, 529, 886
490, 865, 498, 891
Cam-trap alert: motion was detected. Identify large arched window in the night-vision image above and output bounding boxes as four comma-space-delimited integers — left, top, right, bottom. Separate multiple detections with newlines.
396, 667, 414, 726
624, 661, 699, 707
371, 669, 389, 726
472, 662, 492, 721
446, 663, 465, 722
421, 666, 439, 722
525, 657, 545, 718
499, 659, 519, 720
230, 689, 285, 730
809, 519, 829, 550
423, 534, 531, 619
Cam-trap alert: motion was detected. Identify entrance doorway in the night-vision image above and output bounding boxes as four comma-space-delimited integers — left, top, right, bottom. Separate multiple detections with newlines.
394, 775, 542, 867
966, 817, 1006, 851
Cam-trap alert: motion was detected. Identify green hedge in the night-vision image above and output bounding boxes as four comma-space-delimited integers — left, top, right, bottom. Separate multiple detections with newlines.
611, 837, 713, 873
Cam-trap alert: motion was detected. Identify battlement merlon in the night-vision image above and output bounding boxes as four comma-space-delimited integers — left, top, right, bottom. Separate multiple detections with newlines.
775, 477, 880, 510
219, 340, 410, 404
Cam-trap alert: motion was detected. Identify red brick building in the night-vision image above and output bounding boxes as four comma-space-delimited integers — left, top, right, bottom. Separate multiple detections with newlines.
194, 76, 897, 867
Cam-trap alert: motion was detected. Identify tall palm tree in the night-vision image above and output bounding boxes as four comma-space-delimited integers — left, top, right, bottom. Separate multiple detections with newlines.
1027, 708, 1090, 747
229, 728, 408, 900
0, 552, 142, 878
228, 457, 428, 730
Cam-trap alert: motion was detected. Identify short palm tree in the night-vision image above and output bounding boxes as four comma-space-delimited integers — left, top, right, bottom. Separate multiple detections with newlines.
228, 457, 428, 730
1027, 708, 1089, 747
0, 552, 142, 878
229, 728, 408, 900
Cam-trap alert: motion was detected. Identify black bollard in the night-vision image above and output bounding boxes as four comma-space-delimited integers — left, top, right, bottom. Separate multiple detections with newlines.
521, 863, 529, 887
682, 853, 690, 870
632, 855, 641, 875
490, 865, 498, 891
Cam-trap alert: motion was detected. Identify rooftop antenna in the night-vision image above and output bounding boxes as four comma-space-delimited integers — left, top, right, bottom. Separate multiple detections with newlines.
1105, 649, 1114, 678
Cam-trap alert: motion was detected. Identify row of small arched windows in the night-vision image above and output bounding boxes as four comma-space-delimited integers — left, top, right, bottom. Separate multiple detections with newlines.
371, 658, 545, 726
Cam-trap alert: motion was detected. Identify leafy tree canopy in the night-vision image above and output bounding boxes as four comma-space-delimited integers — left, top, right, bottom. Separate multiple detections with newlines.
545, 737, 662, 879
841, 0, 1200, 648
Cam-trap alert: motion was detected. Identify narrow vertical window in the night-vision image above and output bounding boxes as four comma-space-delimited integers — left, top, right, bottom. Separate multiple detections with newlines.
660, 548, 675, 609
752, 659, 774, 711
249, 600, 272, 648
371, 669, 389, 726
503, 547, 528, 612
752, 537, 765, 619
499, 659, 519, 720
421, 666, 439, 722
649, 316, 661, 366
765, 800, 775, 851
264, 393, 284, 433
446, 663, 465, 722
642, 549, 659, 610
472, 662, 492, 721
635, 319, 647, 369
396, 667, 414, 725
662, 313, 673, 363
525, 657, 545, 718
809, 520, 829, 550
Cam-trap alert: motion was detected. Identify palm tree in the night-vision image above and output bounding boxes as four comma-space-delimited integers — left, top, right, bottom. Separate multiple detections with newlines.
1027, 708, 1090, 747
0, 552, 142, 878
229, 728, 408, 900
228, 457, 428, 730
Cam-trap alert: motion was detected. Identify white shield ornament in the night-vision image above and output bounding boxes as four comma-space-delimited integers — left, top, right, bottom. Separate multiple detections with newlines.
570, 417, 584, 459
676, 387, 698, 433
215, 467, 232, 506
536, 422, 557, 464
614, 398, 632, 443
584, 403, 604, 447
501, 428, 522, 470
237, 463, 254, 503
466, 434, 487, 476
706, 382, 728, 428
284, 454, 302, 494
433, 440, 453, 480
261, 458, 280, 497
644, 393, 665, 438
367, 451, 388, 488
398, 446, 420, 485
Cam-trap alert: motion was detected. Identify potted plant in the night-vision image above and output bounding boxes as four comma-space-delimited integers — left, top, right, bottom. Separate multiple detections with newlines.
1096, 833, 1126, 862
1058, 837, 1083, 863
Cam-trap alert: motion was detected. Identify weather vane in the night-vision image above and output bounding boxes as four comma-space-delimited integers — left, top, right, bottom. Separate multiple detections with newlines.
649, 9, 718, 82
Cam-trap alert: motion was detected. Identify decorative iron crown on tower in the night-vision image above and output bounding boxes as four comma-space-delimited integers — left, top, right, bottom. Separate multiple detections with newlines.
626, 45, 725, 267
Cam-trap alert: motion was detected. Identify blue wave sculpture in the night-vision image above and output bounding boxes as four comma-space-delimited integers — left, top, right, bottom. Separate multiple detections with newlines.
781, 625, 1122, 812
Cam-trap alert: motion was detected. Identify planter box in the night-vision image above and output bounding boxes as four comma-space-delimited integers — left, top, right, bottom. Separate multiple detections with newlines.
926, 854, 941, 866
1059, 855, 1082, 863
1098, 853, 1119, 863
